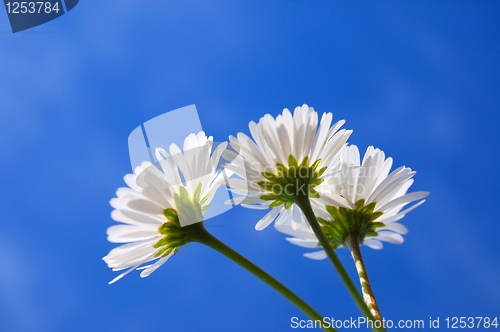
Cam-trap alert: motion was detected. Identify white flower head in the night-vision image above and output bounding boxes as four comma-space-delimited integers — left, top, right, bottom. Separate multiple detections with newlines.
103, 131, 230, 283
276, 145, 429, 259
223, 104, 352, 231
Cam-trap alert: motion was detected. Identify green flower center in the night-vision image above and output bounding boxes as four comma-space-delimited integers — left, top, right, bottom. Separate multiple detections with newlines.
258, 155, 326, 208
319, 199, 385, 249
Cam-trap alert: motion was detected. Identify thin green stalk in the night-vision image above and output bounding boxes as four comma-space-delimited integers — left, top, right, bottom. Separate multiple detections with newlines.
346, 235, 383, 321
294, 194, 385, 332
184, 222, 337, 332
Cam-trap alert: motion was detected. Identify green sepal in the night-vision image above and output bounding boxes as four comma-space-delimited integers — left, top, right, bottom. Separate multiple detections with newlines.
158, 223, 181, 234
163, 208, 179, 223
299, 156, 310, 167
310, 189, 320, 199
260, 193, 279, 201
258, 181, 278, 192
317, 166, 327, 177
320, 199, 387, 248
200, 193, 210, 205
153, 233, 186, 248
314, 178, 324, 186
269, 200, 284, 208
365, 231, 379, 238
275, 163, 286, 176
370, 221, 385, 229
262, 172, 278, 181
311, 158, 321, 170
155, 244, 182, 258
192, 182, 203, 206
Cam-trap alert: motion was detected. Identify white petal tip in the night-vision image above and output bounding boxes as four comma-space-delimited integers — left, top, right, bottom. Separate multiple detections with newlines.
304, 251, 328, 260
254, 224, 266, 231
108, 276, 122, 285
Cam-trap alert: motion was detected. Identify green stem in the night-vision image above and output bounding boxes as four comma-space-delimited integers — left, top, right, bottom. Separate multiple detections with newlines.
294, 195, 385, 332
185, 222, 337, 332
346, 235, 383, 321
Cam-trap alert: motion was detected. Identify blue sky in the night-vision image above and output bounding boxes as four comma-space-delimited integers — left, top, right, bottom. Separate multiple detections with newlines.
1, 1, 499, 331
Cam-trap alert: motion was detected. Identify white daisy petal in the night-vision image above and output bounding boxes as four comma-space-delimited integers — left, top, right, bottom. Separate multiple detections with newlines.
255, 208, 281, 230
111, 209, 163, 226
377, 191, 430, 213
310, 113, 333, 161
379, 199, 426, 224
240, 203, 270, 210
375, 231, 404, 244
365, 166, 408, 204
363, 239, 383, 250
316, 189, 357, 209
124, 174, 141, 191
285, 237, 319, 248
105, 241, 157, 268
107, 225, 159, 243
111, 253, 157, 271
379, 223, 408, 234
134, 161, 169, 193
139, 253, 174, 278
291, 205, 303, 231
108, 264, 141, 284
376, 212, 405, 225
304, 251, 328, 260
231, 196, 268, 205
110, 197, 125, 210
125, 198, 164, 215
274, 208, 290, 226
104, 238, 154, 257
274, 216, 317, 240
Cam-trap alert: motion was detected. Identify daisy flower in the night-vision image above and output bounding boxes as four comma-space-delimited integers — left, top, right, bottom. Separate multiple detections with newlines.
223, 104, 352, 231
103, 131, 229, 284
276, 144, 429, 320
275, 144, 429, 259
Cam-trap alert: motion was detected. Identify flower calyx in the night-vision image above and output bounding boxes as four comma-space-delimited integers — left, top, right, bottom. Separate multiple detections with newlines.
319, 199, 385, 249
258, 155, 326, 209
153, 208, 190, 258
